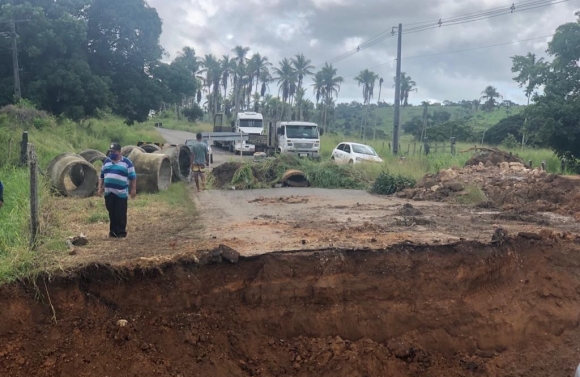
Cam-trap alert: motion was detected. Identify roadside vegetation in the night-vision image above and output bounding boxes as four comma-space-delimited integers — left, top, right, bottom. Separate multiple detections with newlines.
0, 104, 192, 284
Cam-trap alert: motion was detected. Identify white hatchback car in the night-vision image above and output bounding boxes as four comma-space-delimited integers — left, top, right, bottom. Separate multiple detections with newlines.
331, 142, 384, 164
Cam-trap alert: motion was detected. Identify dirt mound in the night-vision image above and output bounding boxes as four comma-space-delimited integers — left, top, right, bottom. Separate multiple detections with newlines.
2, 237, 580, 376
400, 162, 580, 218
211, 162, 243, 188
464, 147, 526, 167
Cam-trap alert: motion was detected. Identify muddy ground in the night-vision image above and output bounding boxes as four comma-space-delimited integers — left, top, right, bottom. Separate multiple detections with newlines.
3, 128, 580, 376
3, 236, 580, 376
193, 187, 579, 256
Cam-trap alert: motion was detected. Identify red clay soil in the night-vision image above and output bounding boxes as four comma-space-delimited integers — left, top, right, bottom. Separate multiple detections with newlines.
2, 235, 580, 376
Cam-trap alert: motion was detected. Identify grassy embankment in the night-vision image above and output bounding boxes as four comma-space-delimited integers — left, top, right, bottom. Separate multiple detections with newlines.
0, 109, 193, 284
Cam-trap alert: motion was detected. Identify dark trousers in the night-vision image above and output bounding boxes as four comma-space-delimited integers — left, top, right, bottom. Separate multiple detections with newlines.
105, 193, 128, 238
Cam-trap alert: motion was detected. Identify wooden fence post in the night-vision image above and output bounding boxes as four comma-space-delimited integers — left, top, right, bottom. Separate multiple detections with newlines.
29, 144, 39, 249
20, 131, 28, 166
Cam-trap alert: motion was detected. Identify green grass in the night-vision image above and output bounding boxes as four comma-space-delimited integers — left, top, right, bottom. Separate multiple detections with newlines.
318, 132, 562, 182
0, 112, 160, 169
335, 105, 524, 135
87, 212, 109, 224
0, 107, 196, 284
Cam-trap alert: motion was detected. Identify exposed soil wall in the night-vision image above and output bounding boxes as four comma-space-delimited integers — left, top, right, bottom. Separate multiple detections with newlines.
1, 237, 580, 376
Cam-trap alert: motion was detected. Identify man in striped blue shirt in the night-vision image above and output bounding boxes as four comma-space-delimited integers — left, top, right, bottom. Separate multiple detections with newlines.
97, 142, 137, 238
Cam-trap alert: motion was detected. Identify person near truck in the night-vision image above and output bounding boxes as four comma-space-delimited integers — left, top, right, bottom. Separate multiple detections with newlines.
97, 143, 137, 238
190, 133, 209, 192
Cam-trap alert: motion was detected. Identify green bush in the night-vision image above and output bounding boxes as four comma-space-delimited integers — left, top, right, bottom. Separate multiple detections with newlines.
182, 104, 204, 122
502, 133, 519, 149
371, 172, 416, 195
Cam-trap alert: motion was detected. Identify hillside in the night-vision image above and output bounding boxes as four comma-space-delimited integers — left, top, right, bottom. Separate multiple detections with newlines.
332, 104, 525, 139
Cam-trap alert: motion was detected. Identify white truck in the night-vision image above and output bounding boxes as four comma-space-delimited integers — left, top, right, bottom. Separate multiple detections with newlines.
252, 121, 321, 159
213, 112, 264, 154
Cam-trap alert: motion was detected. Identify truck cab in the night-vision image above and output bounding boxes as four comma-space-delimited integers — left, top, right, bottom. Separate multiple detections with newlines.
234, 112, 264, 154
272, 121, 321, 159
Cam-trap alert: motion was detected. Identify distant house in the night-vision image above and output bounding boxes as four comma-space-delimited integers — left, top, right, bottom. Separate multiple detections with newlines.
148, 110, 156, 118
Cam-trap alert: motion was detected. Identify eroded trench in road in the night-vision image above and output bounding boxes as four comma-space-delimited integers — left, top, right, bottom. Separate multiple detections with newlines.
2, 235, 580, 377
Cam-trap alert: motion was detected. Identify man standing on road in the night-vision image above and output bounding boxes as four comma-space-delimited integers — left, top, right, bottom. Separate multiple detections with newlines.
97, 143, 137, 238
190, 133, 209, 192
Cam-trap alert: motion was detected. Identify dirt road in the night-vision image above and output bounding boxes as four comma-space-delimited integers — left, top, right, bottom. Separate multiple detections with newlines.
156, 127, 579, 257
156, 127, 252, 166
193, 186, 579, 256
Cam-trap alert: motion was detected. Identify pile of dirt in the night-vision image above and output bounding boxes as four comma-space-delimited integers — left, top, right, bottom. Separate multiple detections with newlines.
2, 237, 580, 376
399, 162, 580, 218
464, 147, 526, 167
210, 162, 243, 188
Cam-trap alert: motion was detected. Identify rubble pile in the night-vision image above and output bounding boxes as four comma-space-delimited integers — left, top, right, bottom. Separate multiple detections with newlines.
398, 161, 580, 219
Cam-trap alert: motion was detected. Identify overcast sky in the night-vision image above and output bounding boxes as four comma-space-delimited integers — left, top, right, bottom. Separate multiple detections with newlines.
147, 0, 577, 106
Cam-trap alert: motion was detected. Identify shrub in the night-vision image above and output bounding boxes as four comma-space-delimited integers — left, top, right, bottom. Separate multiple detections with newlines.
182, 104, 204, 122
371, 172, 416, 195
502, 133, 519, 149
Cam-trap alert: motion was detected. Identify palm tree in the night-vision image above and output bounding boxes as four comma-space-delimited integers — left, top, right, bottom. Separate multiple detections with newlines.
252, 92, 261, 112
311, 71, 325, 125
199, 54, 222, 116
175, 47, 199, 75
480, 86, 503, 144
291, 54, 314, 120
220, 55, 235, 98
273, 58, 297, 109
377, 77, 384, 104
319, 63, 343, 132
480, 86, 503, 112
231, 46, 250, 113
260, 70, 272, 97
249, 53, 271, 96
396, 73, 417, 107
354, 69, 379, 140
354, 69, 379, 106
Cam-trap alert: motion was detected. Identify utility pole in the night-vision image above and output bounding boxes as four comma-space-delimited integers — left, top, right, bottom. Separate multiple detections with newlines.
10, 19, 21, 101
392, 23, 402, 155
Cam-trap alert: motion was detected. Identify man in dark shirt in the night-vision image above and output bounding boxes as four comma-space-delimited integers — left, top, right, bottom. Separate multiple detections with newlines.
0, 180, 3, 208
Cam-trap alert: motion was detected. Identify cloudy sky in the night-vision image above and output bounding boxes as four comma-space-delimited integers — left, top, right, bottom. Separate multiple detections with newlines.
147, 0, 577, 105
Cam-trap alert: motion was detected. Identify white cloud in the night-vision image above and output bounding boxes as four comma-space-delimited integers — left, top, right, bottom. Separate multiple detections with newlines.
147, 0, 577, 105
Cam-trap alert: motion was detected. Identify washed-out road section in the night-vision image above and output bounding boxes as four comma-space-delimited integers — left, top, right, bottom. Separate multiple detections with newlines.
156, 128, 578, 256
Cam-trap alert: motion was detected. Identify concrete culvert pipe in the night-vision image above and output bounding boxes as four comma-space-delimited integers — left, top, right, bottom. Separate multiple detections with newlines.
46, 153, 98, 197
154, 144, 192, 182
141, 143, 161, 153
121, 145, 146, 158
79, 149, 107, 165
128, 149, 172, 193
281, 169, 309, 188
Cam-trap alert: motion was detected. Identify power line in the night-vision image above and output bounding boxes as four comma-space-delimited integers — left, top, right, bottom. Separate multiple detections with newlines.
402, 0, 570, 34
404, 0, 557, 27
318, 0, 566, 68
343, 34, 554, 79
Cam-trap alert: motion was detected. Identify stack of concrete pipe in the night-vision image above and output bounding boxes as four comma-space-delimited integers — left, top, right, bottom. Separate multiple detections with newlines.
120, 145, 145, 158
46, 153, 98, 197
79, 149, 107, 165
127, 148, 172, 193
154, 144, 192, 182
